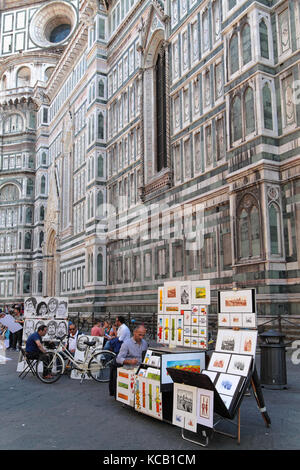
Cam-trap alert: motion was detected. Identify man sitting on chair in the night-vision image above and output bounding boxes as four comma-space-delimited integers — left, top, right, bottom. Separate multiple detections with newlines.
25, 325, 52, 379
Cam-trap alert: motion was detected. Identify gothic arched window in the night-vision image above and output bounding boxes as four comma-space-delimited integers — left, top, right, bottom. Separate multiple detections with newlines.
98, 112, 104, 140
263, 82, 273, 130
41, 175, 46, 194
229, 33, 239, 75
237, 195, 261, 260
242, 23, 252, 65
156, 47, 167, 173
97, 191, 104, 217
231, 95, 242, 143
269, 203, 281, 255
23, 271, 31, 294
98, 79, 105, 98
26, 178, 34, 197
40, 205, 45, 221
24, 232, 32, 250
244, 87, 255, 135
16, 66, 31, 87
25, 207, 32, 224
259, 19, 269, 59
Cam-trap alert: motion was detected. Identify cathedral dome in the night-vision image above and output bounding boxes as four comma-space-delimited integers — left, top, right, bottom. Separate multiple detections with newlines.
29, 1, 78, 49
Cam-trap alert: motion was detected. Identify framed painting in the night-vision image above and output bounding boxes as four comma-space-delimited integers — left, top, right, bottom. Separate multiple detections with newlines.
215, 328, 242, 354
157, 315, 164, 344
227, 354, 253, 377
191, 280, 211, 305
208, 352, 231, 373
201, 370, 218, 384
230, 313, 243, 328
242, 313, 257, 329
218, 289, 256, 313
164, 282, 181, 304
197, 388, 214, 428
180, 282, 191, 309
239, 330, 258, 356
165, 304, 180, 314
215, 373, 244, 397
158, 286, 164, 313
173, 383, 197, 433
218, 313, 230, 328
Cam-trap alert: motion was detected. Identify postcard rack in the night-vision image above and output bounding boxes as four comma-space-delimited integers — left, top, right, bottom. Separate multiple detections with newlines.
167, 363, 270, 447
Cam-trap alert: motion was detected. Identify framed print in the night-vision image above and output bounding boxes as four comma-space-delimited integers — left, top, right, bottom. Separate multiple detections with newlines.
227, 354, 253, 377
240, 330, 258, 356
216, 373, 243, 397
199, 327, 207, 338
198, 338, 207, 349
184, 311, 191, 326
198, 316, 207, 326
180, 282, 191, 309
191, 315, 199, 326
202, 370, 217, 384
215, 329, 242, 354
242, 313, 257, 329
191, 280, 211, 305
170, 315, 177, 347
165, 304, 180, 314
173, 383, 197, 432
191, 326, 199, 337
208, 352, 231, 373
144, 350, 153, 364
192, 305, 199, 315
191, 338, 199, 348
176, 316, 184, 346
184, 326, 191, 336
162, 352, 205, 385
197, 388, 214, 428
163, 316, 170, 344
158, 286, 164, 313
218, 313, 230, 327
183, 336, 191, 347
218, 289, 256, 313
219, 394, 233, 410
230, 313, 243, 328
165, 282, 181, 304
157, 315, 164, 343
200, 306, 208, 316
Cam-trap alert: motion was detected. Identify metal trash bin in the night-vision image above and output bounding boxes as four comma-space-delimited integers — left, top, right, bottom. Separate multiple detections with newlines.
259, 330, 287, 390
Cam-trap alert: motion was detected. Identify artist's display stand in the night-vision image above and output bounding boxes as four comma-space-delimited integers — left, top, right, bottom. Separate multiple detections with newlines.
168, 364, 271, 447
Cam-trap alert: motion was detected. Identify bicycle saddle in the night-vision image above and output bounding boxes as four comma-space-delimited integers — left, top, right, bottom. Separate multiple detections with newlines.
84, 340, 96, 347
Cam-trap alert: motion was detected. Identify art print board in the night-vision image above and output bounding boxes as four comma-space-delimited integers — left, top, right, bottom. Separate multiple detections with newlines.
197, 388, 214, 429
24, 296, 68, 319
173, 383, 197, 432
218, 289, 255, 314
191, 280, 210, 305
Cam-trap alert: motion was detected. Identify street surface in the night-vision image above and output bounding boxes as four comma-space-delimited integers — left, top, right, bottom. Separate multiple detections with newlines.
0, 349, 299, 451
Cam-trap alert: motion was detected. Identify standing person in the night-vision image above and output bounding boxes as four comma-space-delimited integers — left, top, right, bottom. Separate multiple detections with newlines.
102, 319, 115, 347
67, 323, 81, 355
11, 307, 24, 351
25, 325, 52, 379
91, 320, 104, 337
104, 316, 130, 352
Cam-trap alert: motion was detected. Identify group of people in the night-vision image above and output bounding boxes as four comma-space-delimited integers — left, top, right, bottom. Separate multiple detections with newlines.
0, 304, 24, 351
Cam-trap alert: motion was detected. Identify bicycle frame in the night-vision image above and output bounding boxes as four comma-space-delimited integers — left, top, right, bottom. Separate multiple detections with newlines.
46, 337, 105, 377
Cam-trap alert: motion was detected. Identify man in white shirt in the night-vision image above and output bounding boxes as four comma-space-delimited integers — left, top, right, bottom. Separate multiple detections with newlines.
115, 316, 131, 343
67, 323, 80, 355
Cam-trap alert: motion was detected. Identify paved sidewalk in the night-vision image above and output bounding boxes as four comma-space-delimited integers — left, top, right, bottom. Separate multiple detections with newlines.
0, 348, 299, 451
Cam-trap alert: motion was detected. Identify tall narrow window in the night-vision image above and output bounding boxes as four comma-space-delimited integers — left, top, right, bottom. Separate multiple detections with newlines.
41, 175, 46, 194
244, 87, 255, 135
23, 271, 31, 294
242, 23, 252, 65
156, 47, 167, 173
250, 206, 260, 257
269, 203, 280, 255
231, 95, 242, 143
259, 19, 269, 59
229, 34, 239, 75
263, 82, 273, 130
25, 232, 32, 250
97, 253, 103, 282
239, 209, 249, 258
98, 112, 104, 139
38, 271, 43, 293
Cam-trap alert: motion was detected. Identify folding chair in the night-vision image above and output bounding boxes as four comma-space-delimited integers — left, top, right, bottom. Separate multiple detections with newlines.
18, 348, 38, 380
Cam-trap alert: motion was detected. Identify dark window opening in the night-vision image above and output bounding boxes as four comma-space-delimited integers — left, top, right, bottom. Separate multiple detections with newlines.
156, 48, 167, 173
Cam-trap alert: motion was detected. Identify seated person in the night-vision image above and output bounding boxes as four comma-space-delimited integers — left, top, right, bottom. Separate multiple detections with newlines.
25, 325, 52, 379
66, 323, 81, 356
109, 326, 147, 397
116, 325, 148, 367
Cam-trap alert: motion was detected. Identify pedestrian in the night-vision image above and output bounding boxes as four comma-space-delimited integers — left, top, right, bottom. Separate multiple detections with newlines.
91, 320, 104, 337
11, 307, 24, 351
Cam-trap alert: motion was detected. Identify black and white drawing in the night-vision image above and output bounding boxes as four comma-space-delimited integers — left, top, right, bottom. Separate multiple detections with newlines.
24, 296, 68, 319
177, 389, 193, 413
227, 354, 252, 377
36, 301, 48, 317
24, 297, 37, 316
216, 329, 242, 354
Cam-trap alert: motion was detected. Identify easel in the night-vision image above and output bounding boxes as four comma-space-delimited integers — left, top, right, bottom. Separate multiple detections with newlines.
168, 364, 271, 447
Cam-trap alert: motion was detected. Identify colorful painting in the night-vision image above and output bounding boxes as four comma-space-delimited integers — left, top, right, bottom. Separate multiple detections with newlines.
208, 352, 231, 373
191, 280, 211, 305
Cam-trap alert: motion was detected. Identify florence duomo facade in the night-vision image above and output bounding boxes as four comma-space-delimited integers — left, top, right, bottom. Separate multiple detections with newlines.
0, 0, 299, 319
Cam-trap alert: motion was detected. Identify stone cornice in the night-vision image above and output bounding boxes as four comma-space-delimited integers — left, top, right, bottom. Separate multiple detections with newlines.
0, 50, 61, 76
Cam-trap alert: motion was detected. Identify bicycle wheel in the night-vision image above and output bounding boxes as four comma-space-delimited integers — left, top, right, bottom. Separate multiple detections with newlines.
36, 351, 64, 384
88, 350, 116, 383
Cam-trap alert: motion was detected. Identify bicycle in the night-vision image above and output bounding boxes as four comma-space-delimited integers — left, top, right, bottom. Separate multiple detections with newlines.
35, 335, 116, 384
